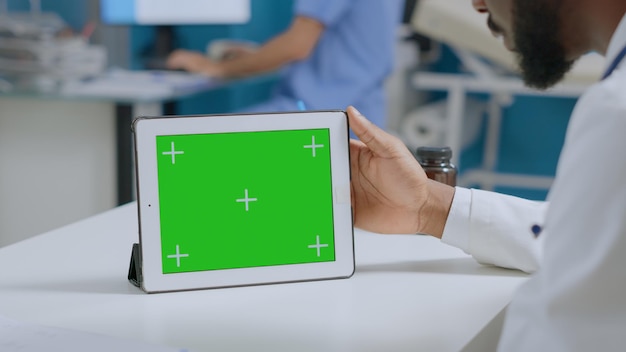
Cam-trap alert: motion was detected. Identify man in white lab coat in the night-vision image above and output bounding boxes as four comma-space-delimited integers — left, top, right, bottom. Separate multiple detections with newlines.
348, 0, 626, 350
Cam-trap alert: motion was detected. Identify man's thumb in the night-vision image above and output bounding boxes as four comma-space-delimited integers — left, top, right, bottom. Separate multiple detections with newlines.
347, 106, 396, 157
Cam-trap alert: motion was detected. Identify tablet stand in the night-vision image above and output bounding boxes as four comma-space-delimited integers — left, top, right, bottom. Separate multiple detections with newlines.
128, 243, 142, 288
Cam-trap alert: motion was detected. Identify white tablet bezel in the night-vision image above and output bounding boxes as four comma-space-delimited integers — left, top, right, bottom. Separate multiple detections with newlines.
133, 111, 354, 293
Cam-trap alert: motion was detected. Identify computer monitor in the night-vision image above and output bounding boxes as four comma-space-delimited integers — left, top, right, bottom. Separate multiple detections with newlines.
100, 0, 250, 25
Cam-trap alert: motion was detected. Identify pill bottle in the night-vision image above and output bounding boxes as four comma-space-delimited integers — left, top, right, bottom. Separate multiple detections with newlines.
415, 146, 457, 187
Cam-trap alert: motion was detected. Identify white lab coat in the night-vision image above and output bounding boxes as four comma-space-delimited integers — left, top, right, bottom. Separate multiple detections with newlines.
441, 14, 626, 351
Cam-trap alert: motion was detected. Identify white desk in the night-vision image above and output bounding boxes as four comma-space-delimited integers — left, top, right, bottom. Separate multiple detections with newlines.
0, 203, 527, 352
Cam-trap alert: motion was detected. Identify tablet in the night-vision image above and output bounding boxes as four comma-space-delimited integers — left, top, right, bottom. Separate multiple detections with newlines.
131, 111, 354, 293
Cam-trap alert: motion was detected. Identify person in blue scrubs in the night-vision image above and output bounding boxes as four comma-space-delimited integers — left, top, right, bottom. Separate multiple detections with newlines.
167, 0, 404, 129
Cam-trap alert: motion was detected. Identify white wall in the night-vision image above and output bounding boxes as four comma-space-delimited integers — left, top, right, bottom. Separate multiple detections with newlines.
0, 97, 117, 247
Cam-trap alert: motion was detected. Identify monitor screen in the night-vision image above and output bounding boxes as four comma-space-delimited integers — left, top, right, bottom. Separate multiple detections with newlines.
155, 129, 336, 274
100, 0, 250, 25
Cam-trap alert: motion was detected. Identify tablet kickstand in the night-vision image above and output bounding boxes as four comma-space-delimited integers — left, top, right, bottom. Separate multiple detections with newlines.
128, 243, 142, 288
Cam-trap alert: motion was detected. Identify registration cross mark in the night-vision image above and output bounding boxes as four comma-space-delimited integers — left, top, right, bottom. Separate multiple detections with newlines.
167, 244, 189, 267
236, 189, 258, 211
162, 141, 184, 164
303, 135, 324, 157
307, 235, 329, 257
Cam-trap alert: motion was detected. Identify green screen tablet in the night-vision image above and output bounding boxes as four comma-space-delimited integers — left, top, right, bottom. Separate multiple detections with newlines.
133, 111, 354, 293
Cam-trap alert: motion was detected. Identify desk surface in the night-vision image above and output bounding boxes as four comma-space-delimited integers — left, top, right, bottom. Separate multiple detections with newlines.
1, 69, 284, 105
1, 69, 223, 104
0, 203, 527, 352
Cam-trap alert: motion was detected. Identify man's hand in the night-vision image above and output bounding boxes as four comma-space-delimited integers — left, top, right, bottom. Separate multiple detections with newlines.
166, 49, 225, 77
347, 106, 455, 237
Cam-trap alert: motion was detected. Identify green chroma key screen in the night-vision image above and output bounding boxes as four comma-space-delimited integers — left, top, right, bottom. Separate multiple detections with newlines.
156, 128, 336, 274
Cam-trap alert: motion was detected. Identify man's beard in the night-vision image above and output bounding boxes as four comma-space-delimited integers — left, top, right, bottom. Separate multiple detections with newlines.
512, 0, 575, 89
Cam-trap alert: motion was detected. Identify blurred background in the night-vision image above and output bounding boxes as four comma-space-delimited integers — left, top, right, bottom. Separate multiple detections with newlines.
0, 0, 603, 246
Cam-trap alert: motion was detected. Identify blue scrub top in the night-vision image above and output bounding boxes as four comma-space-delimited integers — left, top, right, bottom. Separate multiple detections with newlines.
242, 0, 404, 129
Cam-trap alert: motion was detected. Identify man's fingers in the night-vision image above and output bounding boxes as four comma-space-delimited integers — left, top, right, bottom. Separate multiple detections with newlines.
347, 106, 398, 158
349, 138, 366, 151
349, 139, 365, 173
